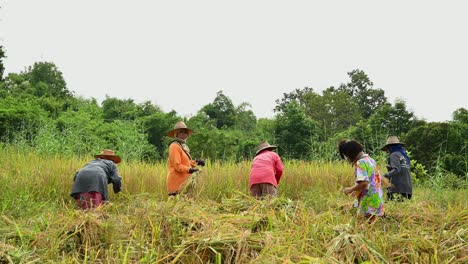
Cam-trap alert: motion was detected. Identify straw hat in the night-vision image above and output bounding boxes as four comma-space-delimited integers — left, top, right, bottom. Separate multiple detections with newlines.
95, 149, 122, 164
166, 121, 193, 138
381, 136, 405, 151
255, 141, 277, 155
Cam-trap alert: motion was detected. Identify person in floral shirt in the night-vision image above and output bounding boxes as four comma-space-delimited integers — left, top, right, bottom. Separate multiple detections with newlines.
338, 139, 385, 221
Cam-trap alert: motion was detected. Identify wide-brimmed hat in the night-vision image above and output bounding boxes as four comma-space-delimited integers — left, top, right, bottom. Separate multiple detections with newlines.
95, 149, 122, 164
166, 121, 193, 138
381, 136, 405, 151
255, 141, 277, 155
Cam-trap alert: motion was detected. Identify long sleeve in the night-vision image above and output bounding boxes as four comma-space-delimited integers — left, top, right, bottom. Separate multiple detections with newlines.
249, 151, 283, 188
385, 152, 413, 194
166, 142, 196, 193
169, 143, 192, 173
274, 153, 284, 184
385, 153, 402, 179
71, 159, 119, 201
108, 162, 122, 193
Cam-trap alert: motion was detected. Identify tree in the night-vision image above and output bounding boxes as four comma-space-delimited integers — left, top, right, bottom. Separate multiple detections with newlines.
274, 86, 362, 140
452, 108, 468, 124
200, 90, 237, 129
22, 62, 72, 98
256, 118, 276, 141
0, 96, 48, 141
274, 87, 315, 113
234, 102, 257, 131
338, 69, 388, 119
0, 73, 32, 98
405, 122, 467, 177
274, 102, 319, 159
0, 46, 6, 81
142, 111, 180, 159
102, 96, 140, 121
312, 87, 362, 139
367, 99, 417, 136
138, 101, 161, 117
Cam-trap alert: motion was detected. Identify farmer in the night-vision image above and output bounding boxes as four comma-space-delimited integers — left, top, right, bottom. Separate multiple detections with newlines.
71, 149, 122, 209
339, 139, 384, 221
166, 121, 205, 196
381, 136, 413, 201
249, 141, 284, 198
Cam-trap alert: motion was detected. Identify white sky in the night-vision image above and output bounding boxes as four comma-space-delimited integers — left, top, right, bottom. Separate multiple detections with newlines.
1, 1, 467, 122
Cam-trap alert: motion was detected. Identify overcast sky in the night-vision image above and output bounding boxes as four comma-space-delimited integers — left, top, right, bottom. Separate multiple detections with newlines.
1, 1, 467, 122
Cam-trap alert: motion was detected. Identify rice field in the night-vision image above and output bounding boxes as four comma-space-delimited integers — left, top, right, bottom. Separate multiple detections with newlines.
0, 146, 467, 263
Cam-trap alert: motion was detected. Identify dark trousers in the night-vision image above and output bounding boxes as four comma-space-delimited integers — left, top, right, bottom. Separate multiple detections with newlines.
387, 192, 412, 201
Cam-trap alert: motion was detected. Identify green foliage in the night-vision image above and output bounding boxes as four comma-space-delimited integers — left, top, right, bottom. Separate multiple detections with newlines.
0, 96, 48, 141
0, 72, 32, 97
142, 111, 179, 159
201, 90, 237, 129
199, 90, 257, 132
411, 162, 428, 185
21, 61, 72, 98
405, 122, 467, 177
0, 45, 5, 81
338, 69, 388, 119
0, 63, 79, 118
308, 139, 340, 161
335, 98, 423, 157
425, 166, 467, 190
274, 102, 319, 159
0, 54, 464, 182
108, 120, 159, 162
256, 118, 275, 140
274, 87, 362, 141
336, 120, 380, 152
367, 99, 417, 136
102, 97, 163, 121
188, 126, 242, 160
314, 87, 362, 140
5, 98, 156, 162
233, 102, 256, 131
274, 87, 315, 113
452, 107, 468, 124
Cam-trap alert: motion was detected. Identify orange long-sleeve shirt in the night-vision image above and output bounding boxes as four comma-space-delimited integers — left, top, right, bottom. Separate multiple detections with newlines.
166, 142, 197, 193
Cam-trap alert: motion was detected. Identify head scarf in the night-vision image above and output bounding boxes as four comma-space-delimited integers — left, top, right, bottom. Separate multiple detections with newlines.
387, 144, 410, 166
169, 137, 192, 159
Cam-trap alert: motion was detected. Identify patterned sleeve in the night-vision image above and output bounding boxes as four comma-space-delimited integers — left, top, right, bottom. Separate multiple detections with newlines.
355, 160, 370, 182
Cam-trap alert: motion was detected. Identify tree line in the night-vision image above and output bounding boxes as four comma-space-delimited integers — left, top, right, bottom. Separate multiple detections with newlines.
0, 46, 466, 183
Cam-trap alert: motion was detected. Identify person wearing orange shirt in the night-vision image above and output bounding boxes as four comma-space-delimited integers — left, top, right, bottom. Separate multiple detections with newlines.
166, 121, 205, 196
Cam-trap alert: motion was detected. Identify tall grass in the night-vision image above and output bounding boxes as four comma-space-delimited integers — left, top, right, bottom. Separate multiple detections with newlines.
0, 146, 466, 263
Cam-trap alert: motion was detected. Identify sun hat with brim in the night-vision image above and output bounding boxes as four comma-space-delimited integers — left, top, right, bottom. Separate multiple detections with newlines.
166, 121, 193, 138
255, 141, 277, 156
381, 136, 405, 151
95, 149, 122, 164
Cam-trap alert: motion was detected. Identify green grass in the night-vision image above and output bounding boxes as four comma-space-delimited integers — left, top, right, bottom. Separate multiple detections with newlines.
0, 146, 467, 263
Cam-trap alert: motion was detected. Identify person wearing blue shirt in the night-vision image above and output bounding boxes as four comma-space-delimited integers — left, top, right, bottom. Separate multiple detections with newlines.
381, 136, 413, 201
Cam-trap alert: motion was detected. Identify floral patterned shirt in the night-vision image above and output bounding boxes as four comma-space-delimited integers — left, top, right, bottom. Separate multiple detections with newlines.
354, 154, 385, 217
